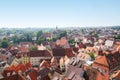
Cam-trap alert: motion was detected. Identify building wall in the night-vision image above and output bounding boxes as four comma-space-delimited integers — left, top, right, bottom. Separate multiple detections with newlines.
30, 57, 51, 66
21, 56, 30, 64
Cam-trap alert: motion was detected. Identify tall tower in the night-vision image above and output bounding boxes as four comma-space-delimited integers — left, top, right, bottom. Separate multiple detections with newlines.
56, 26, 58, 30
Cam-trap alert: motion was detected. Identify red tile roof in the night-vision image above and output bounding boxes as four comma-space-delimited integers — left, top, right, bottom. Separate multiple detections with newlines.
52, 48, 75, 58
78, 42, 85, 48
93, 51, 120, 73
65, 48, 75, 58
27, 70, 39, 80
42, 33, 52, 38
7, 46, 18, 51
25, 62, 32, 69
56, 37, 70, 48
15, 64, 27, 73
2, 69, 15, 77
19, 46, 29, 53
6, 62, 32, 73
29, 50, 52, 57
0, 74, 25, 80
72, 47, 79, 53
84, 66, 109, 80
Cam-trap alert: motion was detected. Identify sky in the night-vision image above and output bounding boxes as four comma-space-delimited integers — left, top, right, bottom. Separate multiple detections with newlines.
0, 0, 120, 28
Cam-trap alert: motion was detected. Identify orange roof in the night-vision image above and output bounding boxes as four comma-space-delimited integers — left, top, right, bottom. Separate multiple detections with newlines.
4, 62, 32, 74
92, 56, 109, 71
2, 69, 15, 77
94, 56, 108, 67
1, 73, 26, 80
15, 64, 27, 72
56, 37, 69, 47
19, 46, 29, 53
25, 62, 32, 69
115, 42, 120, 45
7, 65, 16, 71
85, 66, 109, 80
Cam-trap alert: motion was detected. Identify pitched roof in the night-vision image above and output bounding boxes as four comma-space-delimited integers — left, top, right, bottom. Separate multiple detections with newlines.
93, 51, 120, 71
2, 69, 15, 77
66, 65, 84, 80
37, 44, 46, 50
19, 46, 29, 53
65, 48, 75, 58
25, 62, 32, 69
95, 56, 108, 66
52, 48, 75, 57
27, 70, 39, 80
96, 71, 109, 80
77, 42, 85, 48
40, 60, 51, 68
7, 46, 18, 51
38, 68, 51, 77
93, 56, 109, 70
6, 62, 32, 73
84, 66, 109, 80
52, 48, 66, 57
42, 33, 52, 38
0, 74, 25, 80
15, 64, 27, 73
51, 57, 58, 63
72, 47, 79, 53
29, 50, 52, 57
56, 37, 70, 48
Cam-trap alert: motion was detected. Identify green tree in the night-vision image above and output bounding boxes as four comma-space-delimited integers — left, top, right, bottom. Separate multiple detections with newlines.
59, 31, 67, 39
29, 46, 38, 52
36, 38, 45, 45
52, 37, 58, 42
114, 34, 120, 39
68, 39, 76, 44
88, 52, 95, 60
1, 38, 9, 48
37, 30, 43, 40
26, 33, 32, 41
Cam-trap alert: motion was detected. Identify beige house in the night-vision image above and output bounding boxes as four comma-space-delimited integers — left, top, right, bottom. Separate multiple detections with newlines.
77, 52, 91, 61
21, 55, 30, 64
29, 50, 52, 66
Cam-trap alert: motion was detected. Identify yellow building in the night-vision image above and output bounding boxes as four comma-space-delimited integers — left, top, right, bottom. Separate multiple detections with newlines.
21, 55, 30, 64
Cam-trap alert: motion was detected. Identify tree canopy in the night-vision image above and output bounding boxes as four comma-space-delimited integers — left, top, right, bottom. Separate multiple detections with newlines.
29, 46, 38, 52
0, 38, 10, 48
37, 30, 43, 39
36, 38, 45, 45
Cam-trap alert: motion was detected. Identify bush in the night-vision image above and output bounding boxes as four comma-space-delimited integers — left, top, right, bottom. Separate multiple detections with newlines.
88, 52, 95, 60
29, 46, 38, 52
